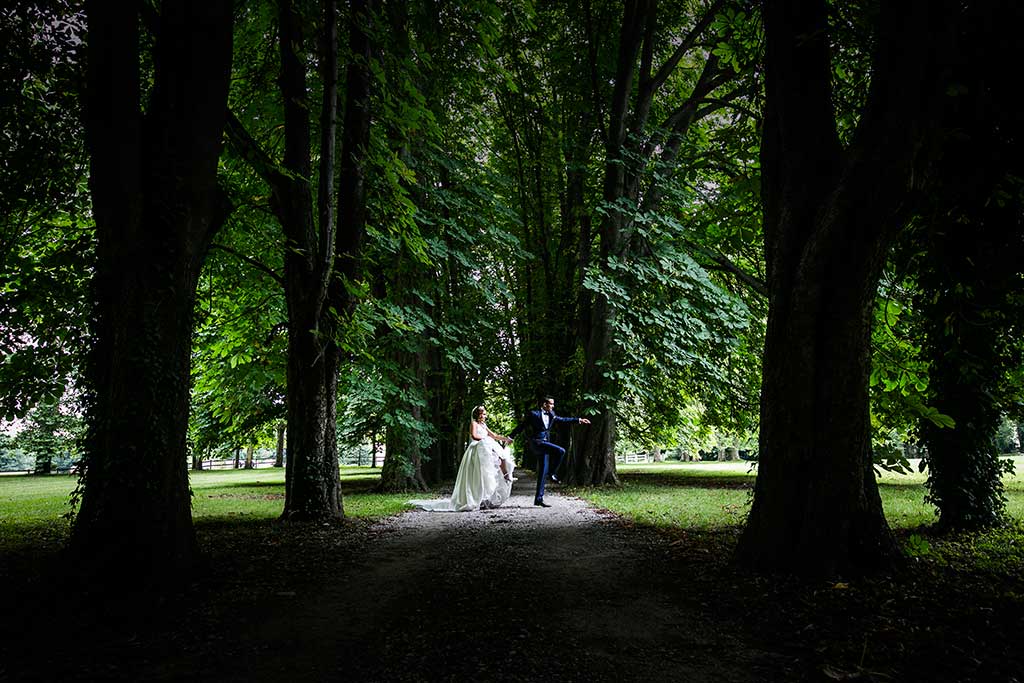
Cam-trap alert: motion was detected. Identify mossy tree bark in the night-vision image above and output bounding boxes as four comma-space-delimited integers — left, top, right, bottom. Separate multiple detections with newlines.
737, 0, 954, 575
913, 4, 1024, 530
71, 0, 234, 584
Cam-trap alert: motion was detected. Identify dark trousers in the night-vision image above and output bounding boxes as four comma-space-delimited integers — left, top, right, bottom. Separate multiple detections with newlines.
532, 440, 565, 502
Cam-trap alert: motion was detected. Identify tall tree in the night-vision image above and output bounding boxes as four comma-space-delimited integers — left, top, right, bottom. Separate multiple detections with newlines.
911, 2, 1024, 530
70, 0, 234, 581
362, 0, 524, 491
226, 0, 375, 519
736, 0, 956, 574
572, 0, 748, 484
0, 1, 91, 422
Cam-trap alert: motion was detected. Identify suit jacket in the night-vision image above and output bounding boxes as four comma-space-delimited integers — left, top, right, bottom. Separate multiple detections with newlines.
510, 409, 579, 443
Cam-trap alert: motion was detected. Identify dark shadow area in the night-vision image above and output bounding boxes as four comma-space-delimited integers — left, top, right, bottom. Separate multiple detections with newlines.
2, 487, 1022, 682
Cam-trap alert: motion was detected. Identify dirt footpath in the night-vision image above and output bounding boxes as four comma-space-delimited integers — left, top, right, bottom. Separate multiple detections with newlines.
2, 475, 792, 682
183, 476, 781, 682
6, 473, 1019, 682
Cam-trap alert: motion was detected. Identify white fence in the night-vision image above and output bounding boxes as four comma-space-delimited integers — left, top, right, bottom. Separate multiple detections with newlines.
199, 457, 279, 470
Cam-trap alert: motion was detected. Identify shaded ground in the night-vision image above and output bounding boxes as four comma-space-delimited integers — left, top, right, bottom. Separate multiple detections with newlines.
2, 474, 1022, 682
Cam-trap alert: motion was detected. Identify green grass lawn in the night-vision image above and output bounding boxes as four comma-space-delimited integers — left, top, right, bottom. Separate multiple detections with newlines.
4, 457, 1023, 559
566, 457, 1024, 574
0, 465, 411, 554
567, 456, 1024, 532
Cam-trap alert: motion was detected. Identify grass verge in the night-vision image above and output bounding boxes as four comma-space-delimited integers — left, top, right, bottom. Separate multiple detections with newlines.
567, 457, 1024, 578
0, 465, 410, 556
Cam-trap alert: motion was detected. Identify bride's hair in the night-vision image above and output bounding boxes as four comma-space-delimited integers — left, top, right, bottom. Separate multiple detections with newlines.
472, 405, 486, 421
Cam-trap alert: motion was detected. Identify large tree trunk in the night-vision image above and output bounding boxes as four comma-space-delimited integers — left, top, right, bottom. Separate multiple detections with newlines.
912, 2, 1024, 532
572, 293, 619, 485
380, 416, 428, 492
916, 184, 1021, 532
423, 344, 466, 485
741, 228, 898, 573
274, 0, 342, 520
70, 0, 233, 583
274, 0, 372, 520
736, 0, 950, 576
567, 1, 647, 485
283, 317, 343, 517
223, 0, 373, 519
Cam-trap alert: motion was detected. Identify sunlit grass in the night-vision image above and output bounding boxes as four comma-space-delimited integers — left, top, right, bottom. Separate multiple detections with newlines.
570, 456, 1024, 532
0, 465, 409, 554
567, 462, 753, 531
188, 465, 407, 521
3, 458, 1022, 554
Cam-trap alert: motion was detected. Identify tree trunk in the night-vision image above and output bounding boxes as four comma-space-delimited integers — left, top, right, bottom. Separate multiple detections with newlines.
272, 0, 339, 520
275, 423, 285, 467
572, 296, 619, 485
912, 2, 1024, 532
70, 0, 233, 584
283, 325, 342, 517
736, 0, 950, 576
652, 446, 663, 463
916, 193, 1019, 531
234, 447, 241, 469
380, 420, 428, 492
244, 444, 254, 469
423, 343, 467, 485
34, 452, 53, 475
379, 347, 429, 492
742, 253, 897, 573
570, 0, 729, 485
275, 0, 372, 520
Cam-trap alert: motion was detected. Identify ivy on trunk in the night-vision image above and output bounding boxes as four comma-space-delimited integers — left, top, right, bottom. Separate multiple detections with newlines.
71, 0, 234, 583
737, 0, 955, 575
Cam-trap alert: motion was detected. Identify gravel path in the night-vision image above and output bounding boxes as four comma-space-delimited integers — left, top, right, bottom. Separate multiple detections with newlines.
3, 474, 790, 682
183, 475, 777, 682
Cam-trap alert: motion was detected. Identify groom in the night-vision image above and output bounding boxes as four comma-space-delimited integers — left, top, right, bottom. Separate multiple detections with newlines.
509, 396, 590, 507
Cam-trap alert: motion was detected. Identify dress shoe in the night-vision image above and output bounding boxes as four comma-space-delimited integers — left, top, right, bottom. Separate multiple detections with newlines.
534, 500, 551, 507
550, 474, 560, 483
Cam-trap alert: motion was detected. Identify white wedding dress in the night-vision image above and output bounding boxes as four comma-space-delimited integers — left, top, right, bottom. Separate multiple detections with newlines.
409, 434, 516, 512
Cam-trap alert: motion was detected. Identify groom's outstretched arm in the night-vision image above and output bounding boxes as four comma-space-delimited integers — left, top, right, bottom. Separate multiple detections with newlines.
554, 415, 591, 425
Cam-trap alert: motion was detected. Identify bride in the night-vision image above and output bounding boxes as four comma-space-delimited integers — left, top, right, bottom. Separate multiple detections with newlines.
409, 405, 516, 511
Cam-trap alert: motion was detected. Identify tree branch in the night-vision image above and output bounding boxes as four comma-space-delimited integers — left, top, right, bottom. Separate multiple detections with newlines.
647, 0, 728, 96
685, 241, 768, 298
224, 109, 288, 192
209, 242, 285, 287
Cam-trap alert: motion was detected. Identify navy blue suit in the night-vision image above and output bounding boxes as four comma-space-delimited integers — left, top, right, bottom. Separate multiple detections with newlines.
510, 409, 580, 503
